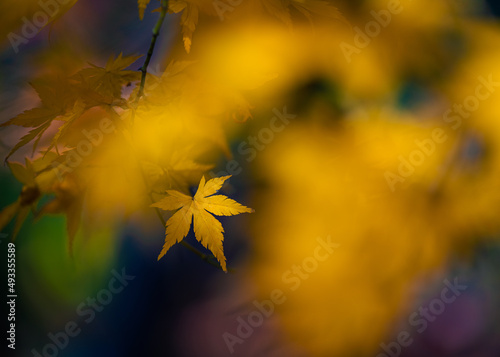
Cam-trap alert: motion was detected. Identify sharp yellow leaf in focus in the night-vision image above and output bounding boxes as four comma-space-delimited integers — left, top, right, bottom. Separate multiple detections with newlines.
151, 175, 254, 271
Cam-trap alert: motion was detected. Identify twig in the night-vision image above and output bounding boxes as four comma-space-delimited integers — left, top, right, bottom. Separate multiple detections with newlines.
135, 0, 169, 105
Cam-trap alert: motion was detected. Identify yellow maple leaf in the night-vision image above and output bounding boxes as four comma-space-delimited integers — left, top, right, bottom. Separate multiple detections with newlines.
151, 175, 254, 271
0, 154, 60, 239
38, 175, 84, 256
167, 0, 199, 53
261, 0, 346, 27
143, 147, 214, 193
138, 0, 151, 20
72, 53, 142, 100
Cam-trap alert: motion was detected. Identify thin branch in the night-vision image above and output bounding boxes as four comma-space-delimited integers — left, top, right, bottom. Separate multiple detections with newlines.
135, 0, 169, 105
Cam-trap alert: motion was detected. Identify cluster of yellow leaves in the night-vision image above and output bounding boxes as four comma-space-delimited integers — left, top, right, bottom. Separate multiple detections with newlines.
249, 113, 486, 356
241, 2, 500, 356
261, 0, 346, 26
1, 54, 140, 161
0, 54, 141, 251
0, 153, 77, 245
2, 0, 345, 267
138, 0, 345, 53
152, 175, 253, 271
1, 50, 255, 267
4, 0, 500, 355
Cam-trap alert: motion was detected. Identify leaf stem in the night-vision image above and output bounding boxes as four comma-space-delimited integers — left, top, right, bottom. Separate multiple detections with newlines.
135, 0, 169, 105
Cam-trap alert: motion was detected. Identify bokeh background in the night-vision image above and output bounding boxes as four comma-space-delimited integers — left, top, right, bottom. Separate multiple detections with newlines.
2, 0, 500, 356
